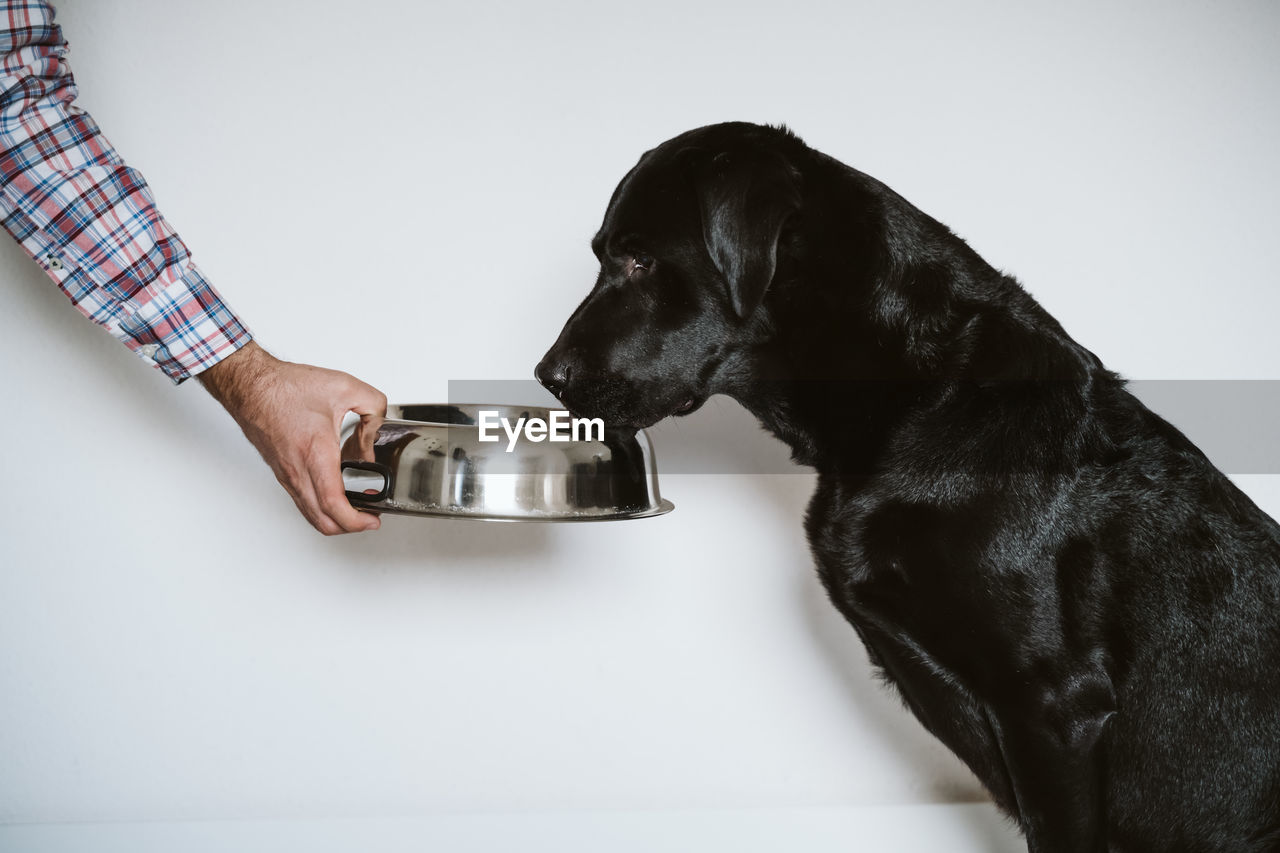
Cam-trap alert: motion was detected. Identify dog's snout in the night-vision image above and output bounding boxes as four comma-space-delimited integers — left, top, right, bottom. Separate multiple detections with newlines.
535, 357, 572, 398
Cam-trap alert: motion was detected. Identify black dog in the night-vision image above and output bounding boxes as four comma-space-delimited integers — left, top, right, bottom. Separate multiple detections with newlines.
536, 122, 1280, 852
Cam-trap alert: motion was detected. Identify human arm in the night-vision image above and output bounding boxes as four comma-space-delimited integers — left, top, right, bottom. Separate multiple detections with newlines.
0, 0, 249, 380
1, 2, 384, 534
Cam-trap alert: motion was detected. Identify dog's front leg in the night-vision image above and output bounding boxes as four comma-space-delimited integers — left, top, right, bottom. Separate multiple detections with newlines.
984, 679, 1115, 853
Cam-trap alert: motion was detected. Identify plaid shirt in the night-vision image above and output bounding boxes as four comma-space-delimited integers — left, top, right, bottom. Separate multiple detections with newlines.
0, 0, 250, 383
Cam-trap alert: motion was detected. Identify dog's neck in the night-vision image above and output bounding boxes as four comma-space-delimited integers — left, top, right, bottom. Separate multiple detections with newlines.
726, 163, 1106, 474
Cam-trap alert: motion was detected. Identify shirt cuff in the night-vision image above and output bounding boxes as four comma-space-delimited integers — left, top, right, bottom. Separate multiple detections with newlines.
117, 263, 253, 384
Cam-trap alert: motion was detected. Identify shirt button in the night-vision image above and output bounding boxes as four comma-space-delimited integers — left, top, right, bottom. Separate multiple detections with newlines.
47, 255, 64, 270
140, 344, 160, 358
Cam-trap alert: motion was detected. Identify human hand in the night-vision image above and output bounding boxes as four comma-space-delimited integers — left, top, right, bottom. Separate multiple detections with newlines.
199, 341, 387, 535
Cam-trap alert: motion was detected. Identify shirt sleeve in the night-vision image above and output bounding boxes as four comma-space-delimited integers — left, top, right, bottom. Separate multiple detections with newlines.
0, 0, 251, 384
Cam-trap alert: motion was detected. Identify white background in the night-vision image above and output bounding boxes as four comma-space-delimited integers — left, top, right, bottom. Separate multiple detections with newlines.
1, 1, 1277, 850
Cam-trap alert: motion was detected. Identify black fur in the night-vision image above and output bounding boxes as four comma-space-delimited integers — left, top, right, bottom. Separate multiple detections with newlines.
536, 122, 1280, 852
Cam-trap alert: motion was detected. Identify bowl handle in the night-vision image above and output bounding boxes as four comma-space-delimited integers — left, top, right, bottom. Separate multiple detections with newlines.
340, 460, 392, 503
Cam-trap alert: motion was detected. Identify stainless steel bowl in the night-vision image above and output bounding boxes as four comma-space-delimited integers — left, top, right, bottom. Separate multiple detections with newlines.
339, 404, 674, 522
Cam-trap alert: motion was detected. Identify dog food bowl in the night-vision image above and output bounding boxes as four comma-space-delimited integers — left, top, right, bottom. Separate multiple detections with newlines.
339, 403, 674, 522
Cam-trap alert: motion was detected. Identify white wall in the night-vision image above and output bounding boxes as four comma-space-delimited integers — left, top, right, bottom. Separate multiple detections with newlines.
2, 0, 1277, 847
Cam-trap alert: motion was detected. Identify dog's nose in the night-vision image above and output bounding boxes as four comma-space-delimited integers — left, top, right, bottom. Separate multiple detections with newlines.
535, 358, 572, 398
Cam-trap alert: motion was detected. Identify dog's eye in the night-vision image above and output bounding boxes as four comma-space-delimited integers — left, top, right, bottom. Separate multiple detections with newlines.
628, 253, 655, 276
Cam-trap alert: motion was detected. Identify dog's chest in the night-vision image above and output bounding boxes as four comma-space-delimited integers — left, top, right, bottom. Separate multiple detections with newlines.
804, 477, 1024, 671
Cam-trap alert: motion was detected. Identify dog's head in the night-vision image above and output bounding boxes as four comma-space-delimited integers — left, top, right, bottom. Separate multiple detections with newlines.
536, 122, 803, 429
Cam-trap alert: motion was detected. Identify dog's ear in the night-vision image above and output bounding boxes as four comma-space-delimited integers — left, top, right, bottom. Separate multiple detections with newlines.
695, 150, 800, 319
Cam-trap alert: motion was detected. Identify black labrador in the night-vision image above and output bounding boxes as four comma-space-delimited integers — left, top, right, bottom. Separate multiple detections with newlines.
535, 122, 1280, 852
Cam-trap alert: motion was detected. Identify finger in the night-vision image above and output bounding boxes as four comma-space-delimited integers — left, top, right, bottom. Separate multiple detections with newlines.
337, 380, 386, 462
311, 468, 379, 534
331, 381, 386, 458
357, 412, 379, 461
309, 441, 380, 533
277, 463, 342, 536
333, 379, 386, 423
338, 406, 380, 463
349, 382, 388, 419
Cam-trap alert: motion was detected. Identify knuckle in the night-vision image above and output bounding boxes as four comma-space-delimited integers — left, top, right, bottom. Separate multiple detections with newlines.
320, 494, 348, 516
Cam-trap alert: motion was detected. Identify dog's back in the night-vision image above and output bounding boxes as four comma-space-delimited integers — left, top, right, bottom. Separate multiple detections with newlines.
1087, 391, 1280, 848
